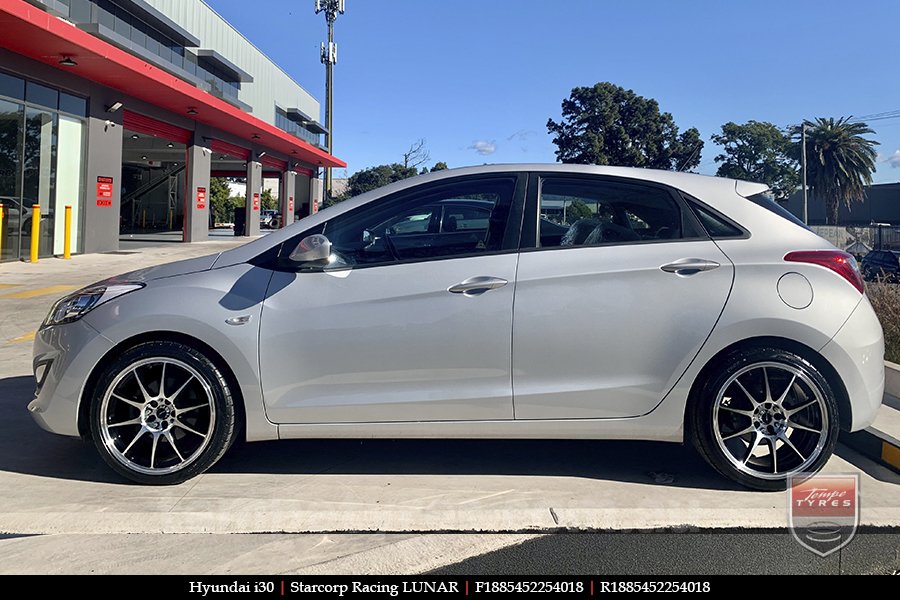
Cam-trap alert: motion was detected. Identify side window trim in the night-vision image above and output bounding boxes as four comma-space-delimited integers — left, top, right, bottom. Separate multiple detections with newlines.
521, 173, 710, 251
274, 173, 528, 271
681, 192, 751, 240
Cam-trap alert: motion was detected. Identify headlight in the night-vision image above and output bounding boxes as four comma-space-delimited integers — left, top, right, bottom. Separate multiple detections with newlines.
42, 283, 144, 328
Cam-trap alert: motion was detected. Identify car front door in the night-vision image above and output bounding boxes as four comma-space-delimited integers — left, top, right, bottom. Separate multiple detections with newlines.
259, 174, 525, 423
512, 174, 734, 419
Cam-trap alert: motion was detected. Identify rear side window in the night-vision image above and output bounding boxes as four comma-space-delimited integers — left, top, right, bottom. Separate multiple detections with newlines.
686, 199, 745, 239
537, 177, 701, 248
747, 191, 809, 230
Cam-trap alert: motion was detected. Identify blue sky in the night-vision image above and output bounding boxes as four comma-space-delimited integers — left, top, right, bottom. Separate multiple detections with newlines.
207, 0, 900, 182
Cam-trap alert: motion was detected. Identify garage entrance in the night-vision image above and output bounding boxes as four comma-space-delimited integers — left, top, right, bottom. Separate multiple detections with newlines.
119, 111, 191, 243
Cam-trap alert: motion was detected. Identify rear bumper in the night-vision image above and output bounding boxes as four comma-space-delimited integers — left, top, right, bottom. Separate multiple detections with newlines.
820, 296, 885, 431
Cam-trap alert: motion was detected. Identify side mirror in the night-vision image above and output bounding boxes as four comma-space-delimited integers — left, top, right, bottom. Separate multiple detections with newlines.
289, 234, 332, 267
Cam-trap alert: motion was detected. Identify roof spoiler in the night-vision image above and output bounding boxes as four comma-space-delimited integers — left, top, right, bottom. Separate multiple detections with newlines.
735, 180, 771, 198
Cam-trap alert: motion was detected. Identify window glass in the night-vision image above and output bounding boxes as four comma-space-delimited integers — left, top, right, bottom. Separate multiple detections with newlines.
59, 92, 87, 117
687, 200, 744, 238
21, 107, 57, 257
96, 0, 116, 29
0, 71, 24, 100
747, 191, 809, 230
25, 82, 58, 110
321, 177, 515, 266
538, 178, 685, 247
0, 98, 24, 262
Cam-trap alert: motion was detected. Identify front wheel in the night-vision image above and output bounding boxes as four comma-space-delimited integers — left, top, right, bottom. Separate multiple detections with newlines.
689, 347, 839, 491
89, 341, 237, 485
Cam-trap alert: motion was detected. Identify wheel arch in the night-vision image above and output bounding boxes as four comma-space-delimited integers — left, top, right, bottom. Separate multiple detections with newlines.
77, 331, 246, 441
686, 335, 852, 433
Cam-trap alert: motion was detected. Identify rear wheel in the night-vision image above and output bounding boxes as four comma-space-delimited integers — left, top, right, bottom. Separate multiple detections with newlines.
690, 346, 839, 490
89, 341, 236, 485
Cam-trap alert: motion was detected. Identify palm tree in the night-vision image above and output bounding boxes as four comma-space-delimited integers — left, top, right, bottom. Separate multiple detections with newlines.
792, 117, 879, 225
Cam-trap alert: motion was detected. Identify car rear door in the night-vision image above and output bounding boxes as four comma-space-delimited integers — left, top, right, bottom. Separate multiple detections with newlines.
512, 173, 734, 419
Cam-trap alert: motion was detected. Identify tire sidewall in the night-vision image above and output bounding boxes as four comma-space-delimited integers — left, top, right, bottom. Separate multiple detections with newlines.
88, 341, 235, 485
690, 346, 840, 491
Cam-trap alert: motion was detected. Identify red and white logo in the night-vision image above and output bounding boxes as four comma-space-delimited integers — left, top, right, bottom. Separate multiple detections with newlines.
788, 473, 859, 557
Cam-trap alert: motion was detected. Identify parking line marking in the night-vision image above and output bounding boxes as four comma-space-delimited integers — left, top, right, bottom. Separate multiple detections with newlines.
0, 284, 20, 289
9, 331, 35, 343
1, 285, 77, 299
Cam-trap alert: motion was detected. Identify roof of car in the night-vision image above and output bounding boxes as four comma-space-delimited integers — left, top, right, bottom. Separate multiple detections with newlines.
215, 164, 773, 268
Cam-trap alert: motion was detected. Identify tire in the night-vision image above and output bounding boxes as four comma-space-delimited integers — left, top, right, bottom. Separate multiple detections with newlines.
689, 346, 839, 491
89, 341, 237, 485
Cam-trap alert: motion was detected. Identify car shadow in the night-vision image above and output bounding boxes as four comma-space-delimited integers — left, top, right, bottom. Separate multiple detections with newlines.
1, 374, 743, 491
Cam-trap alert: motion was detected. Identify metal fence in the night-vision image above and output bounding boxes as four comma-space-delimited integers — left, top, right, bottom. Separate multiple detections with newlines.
809, 225, 900, 255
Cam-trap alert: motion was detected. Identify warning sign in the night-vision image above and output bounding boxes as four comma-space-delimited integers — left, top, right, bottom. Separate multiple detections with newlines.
288, 196, 294, 212
252, 193, 260, 211
96, 176, 113, 207
196, 187, 207, 210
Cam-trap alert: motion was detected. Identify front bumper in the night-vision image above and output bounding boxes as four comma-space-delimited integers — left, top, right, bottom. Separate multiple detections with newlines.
820, 296, 885, 432
27, 319, 114, 437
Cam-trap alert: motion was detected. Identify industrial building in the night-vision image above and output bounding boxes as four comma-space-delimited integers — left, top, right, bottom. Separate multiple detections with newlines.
0, 0, 344, 262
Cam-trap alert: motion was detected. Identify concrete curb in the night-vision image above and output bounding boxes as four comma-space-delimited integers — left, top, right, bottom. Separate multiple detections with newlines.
839, 361, 900, 473
1, 507, 898, 535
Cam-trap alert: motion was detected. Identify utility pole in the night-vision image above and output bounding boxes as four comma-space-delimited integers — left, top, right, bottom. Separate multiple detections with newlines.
315, 0, 344, 202
801, 123, 809, 225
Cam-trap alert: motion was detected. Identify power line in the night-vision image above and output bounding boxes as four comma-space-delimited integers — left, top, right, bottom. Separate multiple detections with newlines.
851, 110, 900, 123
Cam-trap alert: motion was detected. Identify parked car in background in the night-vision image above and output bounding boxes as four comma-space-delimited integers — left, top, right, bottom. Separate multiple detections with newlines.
260, 209, 281, 229
860, 250, 900, 282
29, 165, 884, 490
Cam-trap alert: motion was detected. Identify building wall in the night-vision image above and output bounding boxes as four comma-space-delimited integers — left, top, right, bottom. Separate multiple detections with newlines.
782, 183, 900, 226
146, 0, 320, 126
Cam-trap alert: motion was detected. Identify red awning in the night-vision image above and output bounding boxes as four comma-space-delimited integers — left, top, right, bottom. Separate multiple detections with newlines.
0, 0, 345, 169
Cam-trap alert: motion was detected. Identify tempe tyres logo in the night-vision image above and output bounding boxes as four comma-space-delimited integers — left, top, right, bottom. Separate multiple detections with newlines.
788, 473, 859, 557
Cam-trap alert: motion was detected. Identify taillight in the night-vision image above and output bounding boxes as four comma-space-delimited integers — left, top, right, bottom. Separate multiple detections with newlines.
784, 250, 864, 294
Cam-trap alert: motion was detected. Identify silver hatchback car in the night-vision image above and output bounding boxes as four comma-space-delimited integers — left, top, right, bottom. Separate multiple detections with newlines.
29, 165, 884, 489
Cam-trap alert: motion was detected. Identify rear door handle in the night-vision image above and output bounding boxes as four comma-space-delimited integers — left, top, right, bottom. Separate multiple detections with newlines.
660, 258, 720, 275
448, 276, 509, 296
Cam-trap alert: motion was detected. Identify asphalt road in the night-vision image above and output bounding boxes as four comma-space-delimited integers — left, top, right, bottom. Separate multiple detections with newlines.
433, 530, 900, 575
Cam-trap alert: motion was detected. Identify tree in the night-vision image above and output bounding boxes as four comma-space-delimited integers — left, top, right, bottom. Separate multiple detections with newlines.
547, 82, 703, 171
401, 138, 431, 169
209, 177, 238, 224
711, 121, 799, 200
563, 199, 593, 224
790, 117, 879, 225
345, 163, 419, 198
261, 188, 277, 210
431, 161, 449, 171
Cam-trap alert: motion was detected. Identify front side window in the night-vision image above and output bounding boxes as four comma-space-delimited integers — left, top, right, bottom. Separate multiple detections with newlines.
538, 178, 693, 248
321, 177, 516, 266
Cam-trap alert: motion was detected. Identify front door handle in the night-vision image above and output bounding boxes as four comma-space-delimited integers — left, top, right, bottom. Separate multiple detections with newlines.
660, 258, 720, 275
448, 276, 509, 296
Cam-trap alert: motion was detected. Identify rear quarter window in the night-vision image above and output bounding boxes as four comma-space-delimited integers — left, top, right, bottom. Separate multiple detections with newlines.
747, 191, 809, 230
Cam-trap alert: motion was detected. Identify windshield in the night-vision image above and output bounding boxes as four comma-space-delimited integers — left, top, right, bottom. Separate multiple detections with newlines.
747, 191, 809, 230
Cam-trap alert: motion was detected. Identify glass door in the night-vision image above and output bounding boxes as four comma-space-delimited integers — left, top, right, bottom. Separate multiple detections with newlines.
21, 106, 57, 258
0, 98, 23, 262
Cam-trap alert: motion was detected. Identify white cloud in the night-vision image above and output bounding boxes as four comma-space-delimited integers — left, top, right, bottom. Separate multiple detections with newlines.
469, 140, 497, 156
883, 150, 900, 168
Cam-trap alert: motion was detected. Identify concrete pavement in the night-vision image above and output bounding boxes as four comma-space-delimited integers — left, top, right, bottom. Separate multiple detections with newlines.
1, 242, 898, 573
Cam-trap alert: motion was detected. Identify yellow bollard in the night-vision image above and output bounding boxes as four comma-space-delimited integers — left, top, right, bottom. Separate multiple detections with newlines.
30, 204, 40, 263
63, 205, 72, 259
